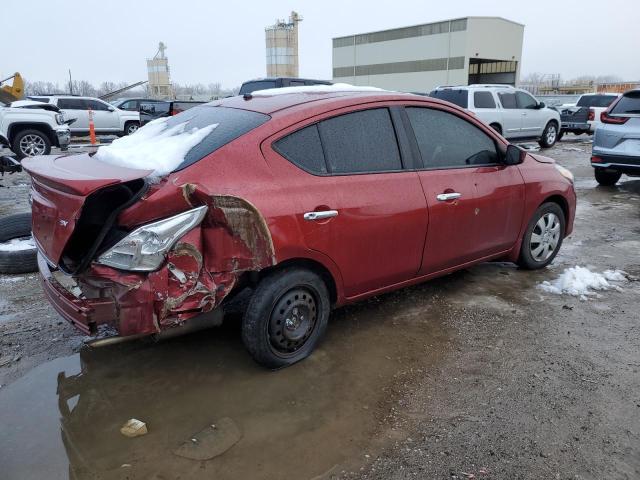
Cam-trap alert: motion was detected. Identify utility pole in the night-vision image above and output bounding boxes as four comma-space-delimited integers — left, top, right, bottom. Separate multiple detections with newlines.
69, 69, 73, 95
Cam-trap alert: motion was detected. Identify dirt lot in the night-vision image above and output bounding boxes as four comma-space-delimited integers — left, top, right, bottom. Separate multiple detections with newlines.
0, 137, 638, 480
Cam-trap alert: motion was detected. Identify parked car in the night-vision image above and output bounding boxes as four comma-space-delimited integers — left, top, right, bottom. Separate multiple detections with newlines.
27, 95, 140, 136
109, 97, 167, 112
430, 85, 562, 148
139, 100, 205, 125
239, 77, 332, 95
0, 99, 71, 158
556, 93, 621, 137
591, 89, 640, 185
23, 89, 575, 369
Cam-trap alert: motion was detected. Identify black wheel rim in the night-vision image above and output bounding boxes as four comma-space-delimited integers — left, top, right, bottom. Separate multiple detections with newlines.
268, 287, 318, 357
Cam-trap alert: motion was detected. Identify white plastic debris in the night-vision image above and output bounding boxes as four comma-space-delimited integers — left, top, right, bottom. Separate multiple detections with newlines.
539, 266, 627, 297
120, 418, 148, 438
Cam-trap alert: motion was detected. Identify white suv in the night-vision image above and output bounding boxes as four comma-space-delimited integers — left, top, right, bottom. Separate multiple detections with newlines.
28, 95, 140, 137
430, 85, 561, 148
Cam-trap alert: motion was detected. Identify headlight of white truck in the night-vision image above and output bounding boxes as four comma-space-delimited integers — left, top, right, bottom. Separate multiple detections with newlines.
96, 206, 207, 271
55, 113, 65, 125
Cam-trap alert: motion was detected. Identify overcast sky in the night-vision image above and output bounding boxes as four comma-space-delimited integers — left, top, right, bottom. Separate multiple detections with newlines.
3, 0, 638, 88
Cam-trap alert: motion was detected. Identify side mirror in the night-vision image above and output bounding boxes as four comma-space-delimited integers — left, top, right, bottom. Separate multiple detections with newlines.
107, 106, 115, 112
504, 144, 525, 166
537, 101, 546, 109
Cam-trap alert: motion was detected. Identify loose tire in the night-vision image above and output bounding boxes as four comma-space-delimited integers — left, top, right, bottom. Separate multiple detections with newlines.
594, 168, 621, 186
124, 122, 140, 136
242, 267, 330, 369
12, 129, 51, 159
0, 213, 38, 274
538, 122, 559, 148
517, 203, 565, 270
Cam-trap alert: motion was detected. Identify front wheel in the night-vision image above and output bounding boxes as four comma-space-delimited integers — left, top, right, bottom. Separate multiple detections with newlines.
124, 121, 140, 135
12, 129, 51, 159
517, 203, 565, 270
538, 122, 559, 148
242, 267, 330, 369
594, 168, 621, 186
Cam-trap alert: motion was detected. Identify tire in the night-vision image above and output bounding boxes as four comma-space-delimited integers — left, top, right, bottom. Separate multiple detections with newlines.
517, 202, 565, 270
241, 267, 330, 369
12, 129, 51, 159
594, 168, 621, 186
556, 130, 564, 141
489, 123, 502, 135
124, 122, 140, 136
0, 213, 38, 274
538, 121, 559, 148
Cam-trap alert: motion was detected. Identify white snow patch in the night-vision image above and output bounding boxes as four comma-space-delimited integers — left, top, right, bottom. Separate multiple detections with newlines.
0, 237, 36, 252
93, 117, 218, 178
539, 266, 627, 297
250, 83, 387, 97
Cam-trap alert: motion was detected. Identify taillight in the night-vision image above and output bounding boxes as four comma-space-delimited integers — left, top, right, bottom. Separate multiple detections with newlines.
591, 156, 603, 163
170, 109, 177, 116
588, 108, 594, 121
600, 111, 629, 125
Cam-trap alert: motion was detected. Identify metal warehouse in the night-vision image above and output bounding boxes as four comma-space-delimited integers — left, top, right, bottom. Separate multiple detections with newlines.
332, 16, 524, 93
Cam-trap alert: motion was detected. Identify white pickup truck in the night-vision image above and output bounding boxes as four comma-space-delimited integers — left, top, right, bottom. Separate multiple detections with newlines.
0, 100, 71, 158
558, 93, 621, 136
27, 95, 140, 136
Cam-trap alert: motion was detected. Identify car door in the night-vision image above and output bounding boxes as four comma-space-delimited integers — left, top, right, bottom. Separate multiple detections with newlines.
268, 106, 429, 298
57, 98, 89, 133
404, 106, 481, 274
86, 99, 119, 131
517, 91, 545, 136
497, 91, 523, 138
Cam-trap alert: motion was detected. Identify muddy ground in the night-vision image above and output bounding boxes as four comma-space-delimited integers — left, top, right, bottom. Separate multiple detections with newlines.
0, 137, 638, 480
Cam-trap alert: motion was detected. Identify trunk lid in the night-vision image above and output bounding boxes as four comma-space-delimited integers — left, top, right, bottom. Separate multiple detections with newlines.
22, 153, 151, 266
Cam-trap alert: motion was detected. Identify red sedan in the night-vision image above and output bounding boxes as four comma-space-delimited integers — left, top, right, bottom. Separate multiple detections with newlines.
23, 90, 576, 368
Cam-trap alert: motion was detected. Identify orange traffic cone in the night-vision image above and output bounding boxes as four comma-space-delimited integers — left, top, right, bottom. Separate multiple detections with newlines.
88, 108, 98, 145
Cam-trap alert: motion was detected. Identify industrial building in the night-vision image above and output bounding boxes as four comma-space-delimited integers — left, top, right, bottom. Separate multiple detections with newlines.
147, 42, 173, 99
332, 17, 524, 93
265, 11, 302, 77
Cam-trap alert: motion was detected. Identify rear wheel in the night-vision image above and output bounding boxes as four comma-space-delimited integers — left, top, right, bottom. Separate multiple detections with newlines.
517, 203, 565, 270
538, 122, 559, 148
241, 267, 330, 369
12, 129, 51, 159
594, 168, 621, 186
124, 121, 140, 136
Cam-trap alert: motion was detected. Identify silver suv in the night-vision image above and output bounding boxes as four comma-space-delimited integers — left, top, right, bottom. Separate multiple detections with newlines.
430, 85, 561, 148
591, 89, 640, 185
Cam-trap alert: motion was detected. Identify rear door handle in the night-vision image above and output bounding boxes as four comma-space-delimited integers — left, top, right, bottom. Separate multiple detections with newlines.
304, 210, 338, 221
436, 192, 461, 201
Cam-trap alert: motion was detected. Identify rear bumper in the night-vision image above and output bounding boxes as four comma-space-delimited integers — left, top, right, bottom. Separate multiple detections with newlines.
561, 122, 589, 132
591, 153, 640, 173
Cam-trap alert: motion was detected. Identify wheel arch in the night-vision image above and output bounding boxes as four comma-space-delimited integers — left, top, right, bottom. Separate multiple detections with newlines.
540, 194, 569, 226
7, 122, 56, 145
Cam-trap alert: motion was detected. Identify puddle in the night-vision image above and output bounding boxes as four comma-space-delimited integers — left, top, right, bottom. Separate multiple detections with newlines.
0, 293, 450, 480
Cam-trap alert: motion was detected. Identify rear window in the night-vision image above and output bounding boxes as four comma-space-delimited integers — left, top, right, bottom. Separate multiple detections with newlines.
430, 89, 468, 108
610, 92, 640, 115
576, 95, 618, 108
239, 81, 277, 95
474, 91, 496, 109
168, 106, 270, 172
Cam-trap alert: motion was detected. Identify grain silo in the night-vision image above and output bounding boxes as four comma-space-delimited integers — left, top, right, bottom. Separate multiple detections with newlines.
147, 42, 173, 99
265, 11, 302, 77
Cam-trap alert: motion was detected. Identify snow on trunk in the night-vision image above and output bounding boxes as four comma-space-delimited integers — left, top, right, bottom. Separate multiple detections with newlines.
94, 118, 218, 178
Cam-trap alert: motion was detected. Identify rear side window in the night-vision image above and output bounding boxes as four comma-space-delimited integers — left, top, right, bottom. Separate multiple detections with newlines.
58, 98, 86, 109
498, 92, 517, 109
610, 92, 640, 114
274, 124, 327, 174
430, 89, 468, 108
167, 106, 270, 172
318, 108, 402, 173
406, 107, 498, 169
474, 91, 496, 109
577, 95, 619, 108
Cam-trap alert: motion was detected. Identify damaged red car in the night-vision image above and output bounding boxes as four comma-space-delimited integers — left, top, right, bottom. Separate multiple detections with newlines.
23, 90, 576, 368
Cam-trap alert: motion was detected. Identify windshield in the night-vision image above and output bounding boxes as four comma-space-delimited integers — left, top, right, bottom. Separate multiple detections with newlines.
576, 95, 618, 108
429, 89, 468, 108
239, 80, 277, 95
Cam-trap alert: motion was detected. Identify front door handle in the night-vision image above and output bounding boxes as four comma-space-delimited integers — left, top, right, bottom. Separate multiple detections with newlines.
304, 210, 338, 221
436, 192, 461, 201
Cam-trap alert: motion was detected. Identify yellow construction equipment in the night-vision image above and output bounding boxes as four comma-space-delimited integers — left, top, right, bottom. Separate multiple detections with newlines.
0, 73, 25, 104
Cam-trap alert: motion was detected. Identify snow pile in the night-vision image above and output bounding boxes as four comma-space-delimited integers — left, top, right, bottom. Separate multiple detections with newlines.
94, 118, 218, 178
0, 237, 36, 252
250, 83, 387, 97
539, 266, 627, 297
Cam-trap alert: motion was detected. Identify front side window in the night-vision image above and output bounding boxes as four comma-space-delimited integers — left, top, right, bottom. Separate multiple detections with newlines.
498, 92, 517, 109
406, 107, 498, 169
474, 91, 496, 109
516, 91, 539, 109
86, 99, 110, 111
318, 108, 402, 174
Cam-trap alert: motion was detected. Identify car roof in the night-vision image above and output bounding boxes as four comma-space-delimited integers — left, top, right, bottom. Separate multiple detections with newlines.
434, 84, 516, 90
208, 90, 445, 115
580, 92, 621, 96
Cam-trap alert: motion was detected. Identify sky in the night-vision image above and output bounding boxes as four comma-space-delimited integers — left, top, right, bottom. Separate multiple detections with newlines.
3, 0, 639, 89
